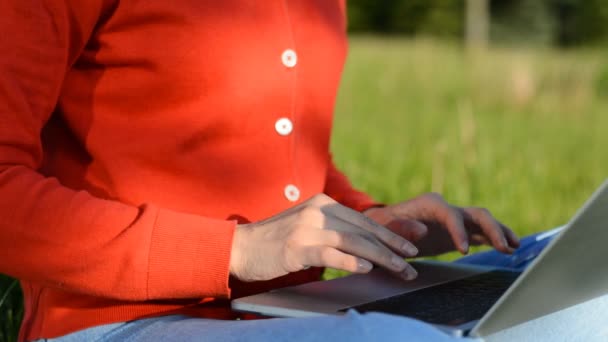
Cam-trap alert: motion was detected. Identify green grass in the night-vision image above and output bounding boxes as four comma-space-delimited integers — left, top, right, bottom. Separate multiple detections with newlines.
334, 36, 608, 238
3, 36, 608, 337
325, 36, 608, 278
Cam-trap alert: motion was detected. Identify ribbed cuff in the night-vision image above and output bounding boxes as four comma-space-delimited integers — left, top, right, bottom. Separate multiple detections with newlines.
147, 207, 236, 300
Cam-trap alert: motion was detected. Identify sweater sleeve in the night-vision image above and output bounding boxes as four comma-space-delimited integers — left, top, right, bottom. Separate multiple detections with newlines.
323, 154, 383, 212
0, 0, 234, 301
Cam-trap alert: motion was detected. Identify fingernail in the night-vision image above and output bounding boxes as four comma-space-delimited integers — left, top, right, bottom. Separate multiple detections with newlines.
402, 241, 419, 256
391, 255, 407, 270
462, 241, 469, 254
357, 259, 373, 273
401, 263, 418, 280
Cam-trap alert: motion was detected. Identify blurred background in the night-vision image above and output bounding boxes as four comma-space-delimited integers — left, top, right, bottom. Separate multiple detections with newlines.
329, 0, 608, 272
2, 1, 608, 340
333, 0, 608, 241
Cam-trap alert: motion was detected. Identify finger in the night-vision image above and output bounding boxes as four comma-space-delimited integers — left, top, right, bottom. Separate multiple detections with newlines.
443, 208, 469, 254
470, 233, 491, 246
327, 206, 419, 257
461, 208, 520, 249
461, 207, 514, 254
499, 223, 520, 248
386, 219, 428, 242
417, 194, 469, 253
318, 228, 416, 278
301, 246, 373, 274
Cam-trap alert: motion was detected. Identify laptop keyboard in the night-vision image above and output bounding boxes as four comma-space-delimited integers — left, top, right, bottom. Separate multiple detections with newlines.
341, 270, 520, 326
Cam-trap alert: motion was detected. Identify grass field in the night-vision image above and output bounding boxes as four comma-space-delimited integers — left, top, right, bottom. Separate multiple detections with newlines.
334, 37, 608, 242
328, 36, 608, 276
2, 36, 608, 340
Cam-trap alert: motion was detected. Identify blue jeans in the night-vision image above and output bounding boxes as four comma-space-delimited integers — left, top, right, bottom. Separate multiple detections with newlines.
43, 229, 608, 341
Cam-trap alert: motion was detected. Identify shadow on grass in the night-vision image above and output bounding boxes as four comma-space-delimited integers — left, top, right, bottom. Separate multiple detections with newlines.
0, 274, 23, 342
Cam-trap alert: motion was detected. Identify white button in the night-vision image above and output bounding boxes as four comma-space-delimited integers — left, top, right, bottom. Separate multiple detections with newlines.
281, 49, 297, 68
284, 184, 300, 202
275, 117, 293, 136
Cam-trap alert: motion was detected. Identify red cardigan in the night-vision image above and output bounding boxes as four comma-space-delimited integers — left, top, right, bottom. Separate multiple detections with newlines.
0, 1, 378, 340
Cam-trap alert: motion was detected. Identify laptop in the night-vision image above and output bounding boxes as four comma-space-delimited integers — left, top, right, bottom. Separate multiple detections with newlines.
232, 180, 608, 337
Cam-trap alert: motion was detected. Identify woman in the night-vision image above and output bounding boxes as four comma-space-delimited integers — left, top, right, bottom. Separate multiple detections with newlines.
0, 1, 527, 341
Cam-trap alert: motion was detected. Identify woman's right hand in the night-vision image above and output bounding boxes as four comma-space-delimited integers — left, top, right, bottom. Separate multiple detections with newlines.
229, 194, 419, 282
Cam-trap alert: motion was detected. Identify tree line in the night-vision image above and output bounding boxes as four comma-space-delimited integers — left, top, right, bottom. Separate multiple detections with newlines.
347, 0, 608, 47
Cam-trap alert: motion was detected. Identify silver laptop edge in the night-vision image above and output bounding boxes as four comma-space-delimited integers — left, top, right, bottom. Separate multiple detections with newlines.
470, 179, 608, 336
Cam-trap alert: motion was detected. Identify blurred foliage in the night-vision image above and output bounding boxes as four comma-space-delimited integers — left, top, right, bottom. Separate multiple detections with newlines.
391, 0, 464, 38
0, 275, 22, 342
347, 0, 608, 46
551, 0, 608, 46
491, 0, 556, 45
347, 0, 464, 38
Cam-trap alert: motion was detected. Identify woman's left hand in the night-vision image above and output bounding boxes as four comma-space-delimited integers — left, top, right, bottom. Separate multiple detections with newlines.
364, 193, 520, 257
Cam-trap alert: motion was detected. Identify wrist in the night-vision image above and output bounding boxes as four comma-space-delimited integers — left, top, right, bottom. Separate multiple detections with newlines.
229, 224, 249, 278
